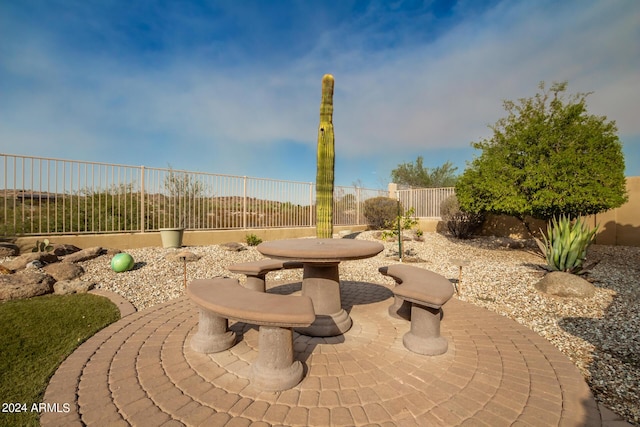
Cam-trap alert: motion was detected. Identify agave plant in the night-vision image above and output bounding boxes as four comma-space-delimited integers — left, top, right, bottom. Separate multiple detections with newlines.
534, 215, 599, 274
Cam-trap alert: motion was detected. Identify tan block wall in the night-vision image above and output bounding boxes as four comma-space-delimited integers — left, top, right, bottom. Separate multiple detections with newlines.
587, 176, 640, 246
13, 225, 367, 252
476, 176, 640, 247
478, 215, 547, 239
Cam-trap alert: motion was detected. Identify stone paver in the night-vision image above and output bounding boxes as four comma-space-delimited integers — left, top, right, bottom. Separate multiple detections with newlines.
41, 282, 632, 426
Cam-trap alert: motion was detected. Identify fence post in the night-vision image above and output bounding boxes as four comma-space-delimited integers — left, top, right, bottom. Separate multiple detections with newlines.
309, 183, 314, 227
140, 166, 145, 232
388, 182, 398, 199
356, 187, 361, 225
243, 176, 247, 229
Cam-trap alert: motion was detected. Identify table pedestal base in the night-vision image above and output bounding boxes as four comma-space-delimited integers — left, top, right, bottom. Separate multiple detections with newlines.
295, 311, 352, 337
295, 263, 352, 337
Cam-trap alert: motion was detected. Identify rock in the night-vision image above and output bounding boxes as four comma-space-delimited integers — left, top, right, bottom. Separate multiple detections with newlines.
1, 252, 59, 271
0, 270, 55, 301
371, 231, 384, 240
53, 280, 95, 295
220, 242, 246, 252
0, 243, 19, 257
63, 247, 104, 263
51, 243, 82, 256
43, 262, 85, 281
26, 260, 45, 269
165, 251, 201, 262
534, 271, 596, 298
494, 237, 533, 249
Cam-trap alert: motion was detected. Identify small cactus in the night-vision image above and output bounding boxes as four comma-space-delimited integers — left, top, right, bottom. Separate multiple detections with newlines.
316, 74, 335, 238
32, 239, 53, 253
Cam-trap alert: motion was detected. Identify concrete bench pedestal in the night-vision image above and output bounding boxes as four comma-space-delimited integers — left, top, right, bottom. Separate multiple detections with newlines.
379, 267, 411, 320
403, 303, 449, 356
190, 309, 236, 353
379, 265, 454, 356
251, 326, 304, 391
187, 278, 315, 391
228, 259, 303, 292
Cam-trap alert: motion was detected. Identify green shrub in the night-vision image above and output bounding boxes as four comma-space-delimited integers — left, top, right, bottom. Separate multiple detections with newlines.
534, 215, 598, 274
363, 197, 398, 230
440, 195, 484, 239
245, 233, 263, 246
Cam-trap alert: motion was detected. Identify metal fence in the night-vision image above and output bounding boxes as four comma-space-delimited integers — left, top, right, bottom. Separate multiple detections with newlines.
1, 153, 387, 236
397, 186, 456, 218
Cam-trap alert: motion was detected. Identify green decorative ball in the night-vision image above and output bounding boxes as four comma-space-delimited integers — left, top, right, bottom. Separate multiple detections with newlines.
111, 253, 135, 273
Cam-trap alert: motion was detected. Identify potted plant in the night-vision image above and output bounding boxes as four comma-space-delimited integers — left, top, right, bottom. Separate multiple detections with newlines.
159, 226, 184, 249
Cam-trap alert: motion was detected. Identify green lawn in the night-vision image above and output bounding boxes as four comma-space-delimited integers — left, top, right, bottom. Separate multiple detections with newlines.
0, 293, 120, 427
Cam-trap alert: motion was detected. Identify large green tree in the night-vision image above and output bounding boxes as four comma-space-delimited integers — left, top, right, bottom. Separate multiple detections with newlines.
456, 81, 627, 231
391, 156, 458, 187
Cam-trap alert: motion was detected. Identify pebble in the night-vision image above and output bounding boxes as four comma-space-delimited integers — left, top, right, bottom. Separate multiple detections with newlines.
42, 231, 640, 425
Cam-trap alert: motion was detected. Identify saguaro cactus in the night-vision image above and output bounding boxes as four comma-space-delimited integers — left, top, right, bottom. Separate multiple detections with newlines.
316, 74, 335, 238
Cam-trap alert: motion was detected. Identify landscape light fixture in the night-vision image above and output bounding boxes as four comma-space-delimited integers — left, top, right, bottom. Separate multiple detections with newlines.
397, 191, 402, 262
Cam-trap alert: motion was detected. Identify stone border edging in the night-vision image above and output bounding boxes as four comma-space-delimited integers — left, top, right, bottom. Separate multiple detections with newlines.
89, 289, 137, 318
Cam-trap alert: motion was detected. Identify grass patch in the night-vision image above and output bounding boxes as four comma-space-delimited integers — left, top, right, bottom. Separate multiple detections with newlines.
0, 293, 120, 427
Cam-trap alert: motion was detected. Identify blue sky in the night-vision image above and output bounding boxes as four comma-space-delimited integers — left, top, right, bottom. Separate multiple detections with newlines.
1, 0, 638, 190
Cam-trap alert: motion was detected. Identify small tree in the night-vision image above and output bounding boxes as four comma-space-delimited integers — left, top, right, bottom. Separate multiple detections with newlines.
391, 157, 458, 188
456, 81, 627, 233
381, 207, 419, 241
163, 166, 205, 228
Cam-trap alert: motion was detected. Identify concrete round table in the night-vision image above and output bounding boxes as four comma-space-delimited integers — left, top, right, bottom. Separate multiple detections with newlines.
257, 238, 384, 337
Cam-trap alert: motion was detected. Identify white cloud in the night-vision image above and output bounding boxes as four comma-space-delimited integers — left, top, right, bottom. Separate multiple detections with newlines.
330, 0, 639, 156
1, 0, 638, 176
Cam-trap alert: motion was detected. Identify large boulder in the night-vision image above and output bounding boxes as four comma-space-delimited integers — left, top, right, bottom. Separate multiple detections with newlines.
0, 243, 19, 257
0, 270, 56, 301
534, 271, 596, 298
165, 251, 200, 263
53, 280, 95, 295
43, 262, 85, 281
220, 242, 246, 252
0, 252, 59, 271
51, 243, 82, 256
63, 247, 104, 263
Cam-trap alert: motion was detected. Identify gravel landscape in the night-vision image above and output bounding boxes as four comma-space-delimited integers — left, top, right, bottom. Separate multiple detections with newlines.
75, 231, 639, 425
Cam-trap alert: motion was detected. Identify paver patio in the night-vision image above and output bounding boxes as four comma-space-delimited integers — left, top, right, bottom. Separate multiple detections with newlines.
41, 281, 630, 426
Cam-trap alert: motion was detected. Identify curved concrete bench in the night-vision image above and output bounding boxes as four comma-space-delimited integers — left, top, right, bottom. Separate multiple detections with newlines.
379, 265, 412, 320
187, 278, 315, 391
379, 265, 454, 356
228, 259, 303, 292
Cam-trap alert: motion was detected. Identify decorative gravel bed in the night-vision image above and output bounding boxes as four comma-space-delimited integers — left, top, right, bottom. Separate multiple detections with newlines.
76, 231, 639, 425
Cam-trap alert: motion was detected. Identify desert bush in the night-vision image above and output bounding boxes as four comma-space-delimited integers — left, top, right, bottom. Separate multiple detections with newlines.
440, 195, 484, 239
363, 197, 399, 230
245, 233, 263, 246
